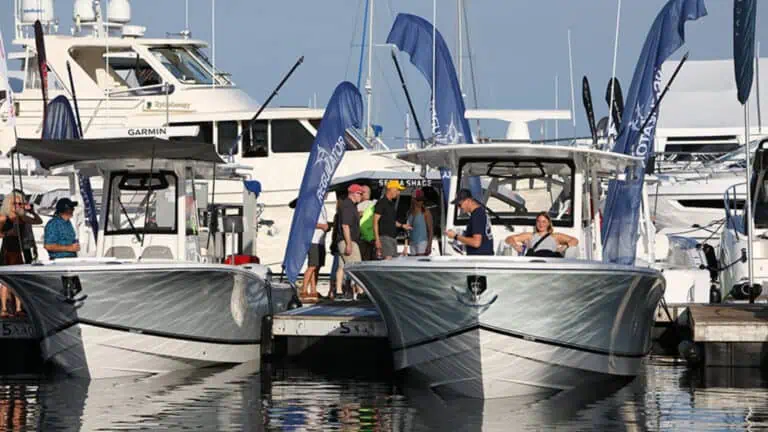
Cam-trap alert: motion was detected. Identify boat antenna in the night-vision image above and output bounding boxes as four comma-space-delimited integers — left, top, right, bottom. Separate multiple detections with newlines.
461, 0, 481, 135
247, 56, 304, 126
185, 0, 190, 37
356, 0, 370, 90
555, 75, 559, 142
634, 52, 688, 137
756, 41, 763, 134
391, 50, 427, 148
364, 0, 374, 142
568, 29, 576, 130
211, 0, 216, 88
607, 0, 622, 145
66, 61, 85, 137
457, 0, 463, 92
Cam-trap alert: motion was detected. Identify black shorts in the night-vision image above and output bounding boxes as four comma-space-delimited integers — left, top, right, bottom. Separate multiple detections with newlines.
308, 243, 326, 267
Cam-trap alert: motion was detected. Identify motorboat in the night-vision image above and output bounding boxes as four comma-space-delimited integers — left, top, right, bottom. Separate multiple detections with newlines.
344, 143, 665, 400
0, 136, 296, 379
1, 0, 414, 270
718, 139, 768, 302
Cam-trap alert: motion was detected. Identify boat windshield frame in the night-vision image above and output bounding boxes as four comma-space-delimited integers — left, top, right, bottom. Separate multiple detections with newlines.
454, 157, 576, 228
104, 170, 179, 237
148, 45, 231, 86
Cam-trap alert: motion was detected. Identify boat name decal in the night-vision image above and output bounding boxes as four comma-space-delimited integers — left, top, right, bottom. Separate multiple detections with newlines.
314, 135, 346, 203
128, 127, 167, 137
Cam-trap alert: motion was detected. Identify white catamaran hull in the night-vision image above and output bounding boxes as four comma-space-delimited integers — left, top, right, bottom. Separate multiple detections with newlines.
347, 257, 664, 400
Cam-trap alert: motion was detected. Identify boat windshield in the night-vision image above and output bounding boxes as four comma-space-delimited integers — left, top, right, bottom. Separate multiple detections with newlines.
150, 46, 228, 86
455, 158, 575, 228
105, 171, 178, 235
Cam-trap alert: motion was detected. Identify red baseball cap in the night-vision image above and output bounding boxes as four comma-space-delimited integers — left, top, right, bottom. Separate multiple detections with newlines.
413, 189, 425, 200
348, 184, 364, 194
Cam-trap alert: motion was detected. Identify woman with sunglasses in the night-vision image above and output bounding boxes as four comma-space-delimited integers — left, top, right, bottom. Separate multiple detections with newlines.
403, 189, 433, 256
0, 190, 42, 317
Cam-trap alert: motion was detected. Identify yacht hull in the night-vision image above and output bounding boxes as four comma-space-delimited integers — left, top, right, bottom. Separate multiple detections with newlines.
346, 257, 664, 399
0, 262, 292, 378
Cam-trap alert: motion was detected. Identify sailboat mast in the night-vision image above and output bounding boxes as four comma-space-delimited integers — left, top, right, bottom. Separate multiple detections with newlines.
457, 0, 463, 92
365, 0, 374, 142
608, 0, 622, 141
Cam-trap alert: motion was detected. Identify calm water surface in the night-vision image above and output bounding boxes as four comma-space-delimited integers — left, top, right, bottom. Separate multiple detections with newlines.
0, 356, 767, 431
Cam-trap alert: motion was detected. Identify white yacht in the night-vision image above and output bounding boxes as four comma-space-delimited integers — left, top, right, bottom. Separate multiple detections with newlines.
0, 137, 296, 379
1, 0, 412, 269
345, 143, 665, 400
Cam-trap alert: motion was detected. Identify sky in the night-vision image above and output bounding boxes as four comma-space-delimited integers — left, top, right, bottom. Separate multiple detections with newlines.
3, 0, 768, 145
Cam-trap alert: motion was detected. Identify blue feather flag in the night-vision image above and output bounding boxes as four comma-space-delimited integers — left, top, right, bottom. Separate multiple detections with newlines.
734, 0, 757, 105
386, 13, 479, 204
282, 82, 363, 284
43, 95, 99, 239
602, 0, 707, 265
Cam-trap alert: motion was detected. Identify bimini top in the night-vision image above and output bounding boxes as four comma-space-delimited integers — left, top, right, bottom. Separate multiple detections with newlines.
14, 137, 224, 170
396, 143, 643, 176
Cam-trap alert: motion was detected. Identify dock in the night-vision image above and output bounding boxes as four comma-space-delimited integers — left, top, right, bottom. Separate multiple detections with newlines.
0, 316, 43, 374
270, 301, 388, 360
683, 304, 768, 367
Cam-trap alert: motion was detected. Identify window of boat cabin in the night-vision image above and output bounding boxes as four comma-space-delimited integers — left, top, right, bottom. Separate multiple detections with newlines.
69, 47, 167, 95
149, 47, 223, 85
242, 120, 268, 158
105, 171, 178, 235
23, 57, 65, 91
455, 158, 575, 228
217, 121, 239, 156
270, 120, 316, 153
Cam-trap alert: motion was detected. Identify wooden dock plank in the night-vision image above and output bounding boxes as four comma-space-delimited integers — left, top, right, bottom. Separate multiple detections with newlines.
273, 303, 387, 338
689, 304, 768, 343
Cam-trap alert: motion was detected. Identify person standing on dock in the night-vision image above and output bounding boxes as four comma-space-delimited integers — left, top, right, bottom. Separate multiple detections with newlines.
446, 189, 494, 256
302, 205, 329, 300
357, 185, 377, 261
374, 180, 410, 260
43, 198, 80, 260
338, 184, 364, 299
0, 190, 41, 318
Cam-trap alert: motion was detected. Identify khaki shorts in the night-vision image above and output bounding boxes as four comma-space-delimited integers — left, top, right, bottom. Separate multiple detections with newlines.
337, 241, 362, 268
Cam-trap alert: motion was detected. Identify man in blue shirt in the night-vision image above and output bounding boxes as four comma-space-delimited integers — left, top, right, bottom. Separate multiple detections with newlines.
44, 198, 80, 260
445, 189, 494, 256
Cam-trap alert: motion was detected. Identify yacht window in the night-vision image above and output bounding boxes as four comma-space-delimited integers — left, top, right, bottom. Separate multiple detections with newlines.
677, 199, 743, 209
105, 171, 178, 235
242, 120, 268, 158
455, 158, 575, 228
271, 120, 316, 153
24, 57, 65, 91
217, 121, 239, 156
70, 47, 140, 93
170, 122, 214, 144
150, 47, 220, 85
187, 46, 233, 85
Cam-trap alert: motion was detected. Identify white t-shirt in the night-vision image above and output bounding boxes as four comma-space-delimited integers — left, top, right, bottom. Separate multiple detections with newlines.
357, 199, 376, 213
311, 207, 328, 244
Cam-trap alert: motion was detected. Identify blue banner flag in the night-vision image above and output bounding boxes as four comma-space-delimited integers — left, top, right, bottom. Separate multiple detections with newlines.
43, 95, 99, 238
734, 0, 757, 105
602, 0, 707, 265
386, 13, 479, 203
282, 82, 362, 284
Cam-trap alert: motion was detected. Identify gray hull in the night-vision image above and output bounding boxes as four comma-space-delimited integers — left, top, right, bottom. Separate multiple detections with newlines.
0, 262, 294, 378
347, 257, 665, 399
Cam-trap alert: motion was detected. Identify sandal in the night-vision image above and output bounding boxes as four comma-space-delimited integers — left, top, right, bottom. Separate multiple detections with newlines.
0, 310, 9, 319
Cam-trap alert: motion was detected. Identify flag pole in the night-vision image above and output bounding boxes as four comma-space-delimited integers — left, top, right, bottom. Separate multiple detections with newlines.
745, 102, 755, 302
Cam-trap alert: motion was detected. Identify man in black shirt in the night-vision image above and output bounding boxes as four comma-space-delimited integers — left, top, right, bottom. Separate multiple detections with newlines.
374, 180, 411, 259
446, 189, 494, 256
337, 184, 364, 298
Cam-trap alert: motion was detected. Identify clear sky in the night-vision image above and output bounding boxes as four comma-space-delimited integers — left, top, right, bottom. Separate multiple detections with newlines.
3, 0, 768, 144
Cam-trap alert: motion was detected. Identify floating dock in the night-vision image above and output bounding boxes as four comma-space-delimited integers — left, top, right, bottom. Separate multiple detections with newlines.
270, 301, 388, 358
0, 316, 43, 374
683, 304, 768, 367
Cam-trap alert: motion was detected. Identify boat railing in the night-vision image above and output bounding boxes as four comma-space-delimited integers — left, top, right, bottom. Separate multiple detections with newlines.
724, 182, 747, 238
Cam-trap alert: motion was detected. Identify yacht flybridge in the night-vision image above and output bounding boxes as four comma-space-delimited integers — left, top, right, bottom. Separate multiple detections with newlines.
3, 0, 413, 270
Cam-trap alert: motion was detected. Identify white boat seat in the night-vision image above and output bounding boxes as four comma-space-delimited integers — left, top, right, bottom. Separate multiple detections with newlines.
140, 246, 174, 260
104, 246, 136, 259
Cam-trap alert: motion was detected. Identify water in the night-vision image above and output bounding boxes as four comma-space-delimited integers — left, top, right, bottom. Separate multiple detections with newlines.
1, 356, 767, 431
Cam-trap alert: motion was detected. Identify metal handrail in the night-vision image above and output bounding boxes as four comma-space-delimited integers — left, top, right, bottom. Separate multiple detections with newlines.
724, 182, 747, 238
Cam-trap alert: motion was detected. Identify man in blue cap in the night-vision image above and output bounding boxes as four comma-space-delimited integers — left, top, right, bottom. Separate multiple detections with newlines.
44, 198, 80, 260
445, 189, 494, 256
